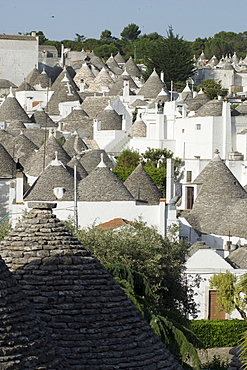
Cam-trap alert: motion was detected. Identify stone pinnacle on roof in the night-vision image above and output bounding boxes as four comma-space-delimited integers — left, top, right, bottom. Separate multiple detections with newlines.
79, 149, 113, 173
124, 163, 162, 204
0, 204, 182, 369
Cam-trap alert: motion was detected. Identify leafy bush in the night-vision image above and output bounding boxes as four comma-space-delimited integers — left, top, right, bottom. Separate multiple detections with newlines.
190, 319, 247, 348
201, 355, 228, 370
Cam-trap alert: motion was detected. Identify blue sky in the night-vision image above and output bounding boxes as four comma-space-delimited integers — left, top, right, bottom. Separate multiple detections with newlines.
1, 0, 247, 42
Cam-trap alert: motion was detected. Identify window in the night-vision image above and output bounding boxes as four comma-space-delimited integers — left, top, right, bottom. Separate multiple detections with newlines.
186, 171, 192, 183
196, 124, 201, 130
182, 129, 185, 133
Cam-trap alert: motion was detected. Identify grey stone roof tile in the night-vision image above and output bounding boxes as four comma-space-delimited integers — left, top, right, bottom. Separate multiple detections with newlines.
128, 116, 147, 137
0, 143, 16, 178
25, 135, 71, 176
97, 104, 122, 130
63, 133, 88, 157
124, 164, 162, 204
0, 204, 182, 369
138, 69, 168, 99
0, 256, 67, 369
186, 153, 247, 236
78, 149, 113, 173
125, 56, 142, 77
30, 106, 58, 127
0, 93, 31, 123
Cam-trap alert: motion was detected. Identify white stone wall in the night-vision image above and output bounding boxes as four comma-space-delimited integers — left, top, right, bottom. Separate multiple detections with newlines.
0, 36, 38, 86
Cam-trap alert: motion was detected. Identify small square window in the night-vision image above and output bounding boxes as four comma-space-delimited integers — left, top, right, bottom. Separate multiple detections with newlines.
196, 124, 201, 130
182, 129, 185, 133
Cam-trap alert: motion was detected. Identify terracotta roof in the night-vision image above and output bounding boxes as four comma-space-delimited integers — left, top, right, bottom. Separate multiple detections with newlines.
124, 164, 162, 204
0, 203, 182, 369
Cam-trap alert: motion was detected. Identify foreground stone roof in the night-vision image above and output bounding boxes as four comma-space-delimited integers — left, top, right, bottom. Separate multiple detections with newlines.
0, 203, 182, 369
0, 255, 66, 369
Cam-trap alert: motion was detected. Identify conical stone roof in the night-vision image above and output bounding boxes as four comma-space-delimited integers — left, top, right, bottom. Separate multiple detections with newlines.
16, 81, 35, 91
79, 149, 113, 173
0, 203, 182, 369
25, 157, 75, 201
59, 106, 92, 137
108, 71, 138, 96
124, 164, 162, 204
97, 104, 122, 130
30, 106, 57, 127
138, 69, 168, 98
51, 67, 79, 92
78, 163, 134, 201
87, 67, 114, 92
81, 96, 111, 119
0, 255, 66, 369
66, 156, 88, 180
128, 116, 147, 137
186, 153, 247, 235
194, 99, 223, 117
46, 76, 82, 115
106, 54, 123, 75
8, 131, 39, 168
33, 69, 51, 89
25, 135, 71, 176
25, 67, 40, 86
0, 90, 31, 123
0, 143, 16, 178
73, 62, 95, 87
63, 133, 88, 157
125, 56, 142, 77
114, 51, 125, 64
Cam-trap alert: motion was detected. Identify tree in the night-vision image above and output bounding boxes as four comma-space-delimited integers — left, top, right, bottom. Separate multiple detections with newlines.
73, 219, 196, 316
106, 262, 202, 368
30, 30, 47, 45
100, 29, 115, 41
74, 33, 86, 42
197, 79, 228, 99
120, 23, 141, 42
209, 270, 247, 320
144, 27, 194, 83
112, 148, 141, 181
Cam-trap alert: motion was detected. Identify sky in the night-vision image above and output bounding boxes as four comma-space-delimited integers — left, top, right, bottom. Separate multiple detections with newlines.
1, 0, 247, 42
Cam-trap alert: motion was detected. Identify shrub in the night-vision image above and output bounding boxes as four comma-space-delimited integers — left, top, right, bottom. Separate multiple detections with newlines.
190, 319, 247, 348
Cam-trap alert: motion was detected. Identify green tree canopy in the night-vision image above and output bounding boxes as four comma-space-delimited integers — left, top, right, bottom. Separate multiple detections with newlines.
144, 27, 194, 83
197, 79, 228, 99
121, 23, 141, 42
209, 270, 247, 320
74, 220, 195, 316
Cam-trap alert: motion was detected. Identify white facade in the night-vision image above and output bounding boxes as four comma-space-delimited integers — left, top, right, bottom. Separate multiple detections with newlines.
0, 34, 38, 86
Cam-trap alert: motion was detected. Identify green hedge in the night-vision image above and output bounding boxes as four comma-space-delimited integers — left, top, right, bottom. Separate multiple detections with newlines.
190, 319, 247, 348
